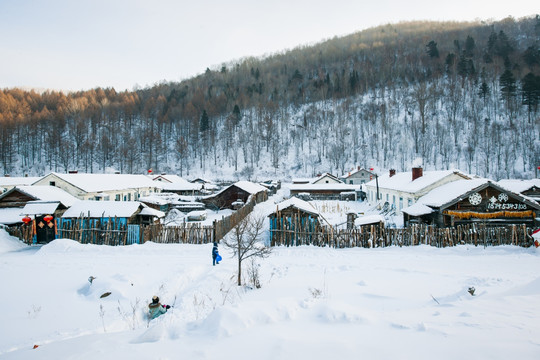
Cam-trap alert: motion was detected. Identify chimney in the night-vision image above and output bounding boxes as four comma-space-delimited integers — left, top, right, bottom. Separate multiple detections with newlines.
412, 167, 423, 181
68, 170, 78, 174
357, 166, 360, 171
389, 169, 396, 177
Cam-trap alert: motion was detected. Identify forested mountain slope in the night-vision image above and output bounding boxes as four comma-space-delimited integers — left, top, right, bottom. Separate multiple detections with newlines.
1, 16, 539, 180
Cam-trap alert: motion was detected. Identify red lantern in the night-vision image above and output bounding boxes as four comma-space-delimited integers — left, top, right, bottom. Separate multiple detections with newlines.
22, 216, 32, 224
43, 214, 53, 223
148, 169, 153, 174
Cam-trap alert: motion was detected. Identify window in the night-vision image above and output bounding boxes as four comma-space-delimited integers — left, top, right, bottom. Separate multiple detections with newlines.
399, 197, 403, 210
128, 193, 131, 201
115, 194, 121, 201
393, 195, 396, 205
408, 198, 413, 206
49, 181, 55, 186
349, 180, 353, 184
386, 194, 389, 202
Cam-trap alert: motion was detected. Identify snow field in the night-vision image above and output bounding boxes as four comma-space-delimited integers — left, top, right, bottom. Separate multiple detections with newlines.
1, 229, 540, 359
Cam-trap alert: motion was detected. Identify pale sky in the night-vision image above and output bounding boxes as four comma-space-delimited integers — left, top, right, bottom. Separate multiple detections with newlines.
0, 0, 537, 92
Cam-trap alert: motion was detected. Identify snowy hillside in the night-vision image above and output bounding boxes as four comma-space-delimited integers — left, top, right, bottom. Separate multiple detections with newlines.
1, 228, 540, 359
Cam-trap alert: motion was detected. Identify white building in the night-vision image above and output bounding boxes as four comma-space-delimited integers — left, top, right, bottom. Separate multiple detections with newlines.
364, 168, 471, 215
340, 167, 376, 185
33, 173, 161, 201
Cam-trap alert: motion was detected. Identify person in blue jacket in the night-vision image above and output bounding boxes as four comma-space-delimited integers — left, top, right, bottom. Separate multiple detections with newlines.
212, 242, 220, 266
148, 296, 170, 319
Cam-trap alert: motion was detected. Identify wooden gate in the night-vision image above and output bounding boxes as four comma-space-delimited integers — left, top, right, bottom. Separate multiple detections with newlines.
126, 224, 140, 244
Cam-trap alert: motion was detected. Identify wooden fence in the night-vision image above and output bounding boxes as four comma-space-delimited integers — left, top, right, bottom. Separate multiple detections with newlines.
142, 223, 214, 244
11, 192, 268, 246
270, 222, 535, 248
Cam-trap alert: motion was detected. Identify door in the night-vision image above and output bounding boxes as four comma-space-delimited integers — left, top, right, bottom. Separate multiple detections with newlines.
35, 215, 56, 244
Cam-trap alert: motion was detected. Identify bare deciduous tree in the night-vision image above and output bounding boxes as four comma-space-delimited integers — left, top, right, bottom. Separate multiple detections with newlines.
222, 214, 272, 286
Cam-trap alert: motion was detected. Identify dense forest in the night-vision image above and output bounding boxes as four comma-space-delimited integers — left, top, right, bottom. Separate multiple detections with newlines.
1, 16, 539, 180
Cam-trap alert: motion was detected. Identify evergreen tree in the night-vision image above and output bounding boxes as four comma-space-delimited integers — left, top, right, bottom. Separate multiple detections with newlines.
232, 104, 241, 126
426, 40, 439, 58
457, 55, 475, 77
500, 69, 517, 116
521, 72, 540, 115
523, 46, 540, 67
495, 30, 513, 58
200, 109, 209, 132
464, 35, 475, 57
478, 81, 490, 102
445, 53, 455, 73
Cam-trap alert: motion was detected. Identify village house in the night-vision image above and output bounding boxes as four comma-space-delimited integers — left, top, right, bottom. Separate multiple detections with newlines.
268, 197, 321, 246
402, 179, 540, 227
60, 200, 164, 225
290, 173, 359, 200
33, 172, 161, 201
150, 174, 210, 196
340, 167, 377, 185
202, 181, 268, 210
364, 168, 472, 215
57, 200, 165, 245
139, 192, 206, 214
0, 185, 79, 226
190, 178, 219, 192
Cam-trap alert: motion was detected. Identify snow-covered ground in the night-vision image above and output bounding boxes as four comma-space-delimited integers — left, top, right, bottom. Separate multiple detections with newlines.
1, 227, 540, 360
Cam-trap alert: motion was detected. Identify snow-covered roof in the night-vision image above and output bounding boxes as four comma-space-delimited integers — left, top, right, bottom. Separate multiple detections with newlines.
186, 210, 207, 217
290, 183, 360, 191
274, 197, 320, 216
401, 203, 434, 216
311, 173, 342, 184
151, 174, 189, 184
0, 176, 41, 187
402, 178, 540, 216
10, 186, 79, 207
0, 207, 27, 225
365, 169, 470, 193
190, 178, 214, 184
341, 168, 374, 179
37, 173, 157, 193
21, 201, 61, 216
355, 214, 385, 226
233, 181, 268, 194
138, 207, 165, 218
496, 179, 540, 194
292, 177, 312, 184
139, 196, 169, 206
412, 179, 489, 208
159, 182, 202, 192
62, 201, 145, 218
